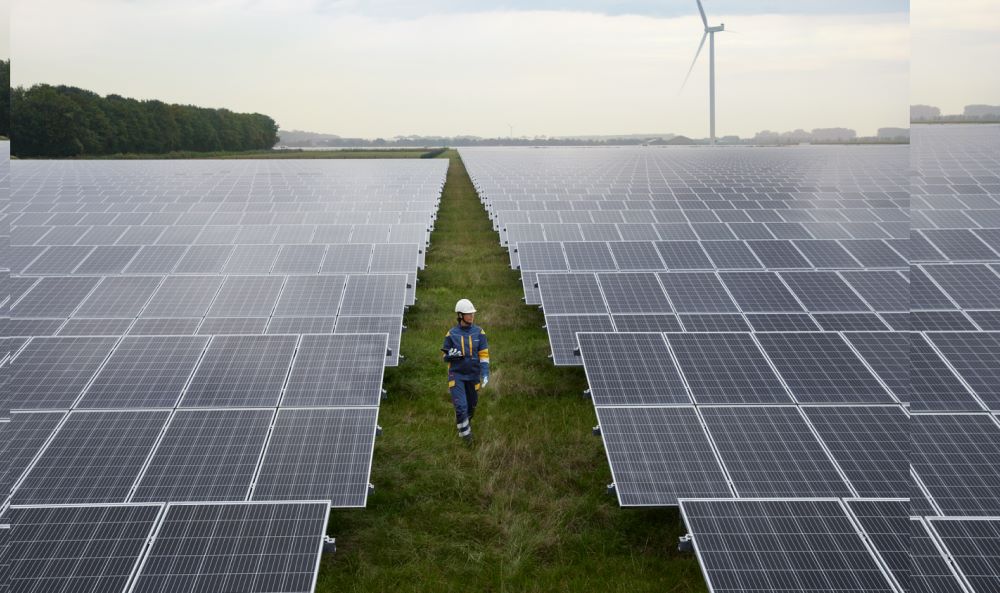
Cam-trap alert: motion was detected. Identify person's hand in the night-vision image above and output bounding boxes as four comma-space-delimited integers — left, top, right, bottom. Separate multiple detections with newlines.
481, 375, 489, 387
447, 348, 461, 357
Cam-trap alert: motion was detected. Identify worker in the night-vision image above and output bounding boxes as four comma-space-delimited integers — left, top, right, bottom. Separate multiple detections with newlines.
441, 298, 490, 444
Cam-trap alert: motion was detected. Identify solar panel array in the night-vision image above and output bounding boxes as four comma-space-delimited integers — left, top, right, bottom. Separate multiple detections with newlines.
462, 126, 1000, 593
1, 156, 446, 590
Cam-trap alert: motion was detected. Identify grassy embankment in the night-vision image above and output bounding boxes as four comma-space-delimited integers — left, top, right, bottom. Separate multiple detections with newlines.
316, 150, 706, 593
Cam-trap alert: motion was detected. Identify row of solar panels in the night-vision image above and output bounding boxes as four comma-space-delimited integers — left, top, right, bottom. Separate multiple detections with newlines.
512, 231, 998, 271
12, 224, 431, 248
3, 405, 378, 508
2, 500, 331, 593
679, 498, 989, 593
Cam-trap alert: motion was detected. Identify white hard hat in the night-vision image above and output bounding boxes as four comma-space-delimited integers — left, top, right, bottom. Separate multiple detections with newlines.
455, 299, 477, 314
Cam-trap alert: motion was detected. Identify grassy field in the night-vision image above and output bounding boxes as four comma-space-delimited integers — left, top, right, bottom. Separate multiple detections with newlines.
315, 150, 706, 592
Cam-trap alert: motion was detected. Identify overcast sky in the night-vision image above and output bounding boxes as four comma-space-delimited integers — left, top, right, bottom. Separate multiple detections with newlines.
3, 1, 990, 138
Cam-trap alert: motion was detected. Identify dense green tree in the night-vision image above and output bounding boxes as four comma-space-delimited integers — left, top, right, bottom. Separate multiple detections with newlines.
0, 60, 10, 137
10, 82, 278, 157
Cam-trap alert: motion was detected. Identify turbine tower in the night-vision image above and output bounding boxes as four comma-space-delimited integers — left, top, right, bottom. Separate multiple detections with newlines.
681, 0, 725, 144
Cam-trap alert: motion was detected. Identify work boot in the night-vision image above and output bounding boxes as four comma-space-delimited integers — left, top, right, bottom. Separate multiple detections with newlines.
462, 433, 474, 446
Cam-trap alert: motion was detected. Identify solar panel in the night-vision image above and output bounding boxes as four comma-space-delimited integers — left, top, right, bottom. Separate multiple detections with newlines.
516, 242, 567, 271
223, 244, 281, 274
655, 241, 713, 270
339, 274, 407, 316
22, 245, 93, 275
792, 240, 862, 269
564, 241, 617, 271
699, 406, 853, 497
659, 272, 739, 313
140, 276, 224, 318
11, 410, 170, 505
680, 313, 752, 332
122, 245, 188, 274
131, 408, 274, 503
577, 332, 690, 406
180, 335, 298, 408
803, 406, 908, 497
1, 411, 65, 496
370, 243, 418, 273
912, 310, 978, 332
926, 332, 1000, 410
754, 332, 895, 404
207, 276, 284, 318
544, 315, 615, 366
78, 336, 210, 409
7, 336, 118, 410
607, 241, 664, 270
923, 264, 1000, 309
130, 501, 330, 593
910, 267, 958, 310
266, 316, 338, 335
928, 518, 1000, 593
813, 313, 889, 332
253, 407, 379, 506
537, 273, 608, 315
910, 334, 983, 411
197, 317, 269, 335
318, 243, 372, 274
334, 315, 404, 366
911, 413, 1000, 516
272, 244, 326, 274
779, 271, 870, 312
12, 276, 100, 318
594, 406, 731, 506
841, 332, 909, 400
4, 503, 163, 593
921, 229, 998, 261
271, 275, 346, 317
679, 499, 895, 593
719, 272, 804, 313
701, 240, 763, 269
910, 518, 968, 593
746, 240, 812, 269
74, 245, 141, 275
173, 244, 233, 274
129, 318, 201, 336
839, 270, 908, 311
596, 273, 671, 314
843, 499, 908, 591
74, 276, 163, 319
744, 313, 819, 332
840, 239, 907, 268
610, 313, 682, 333
282, 334, 387, 407
665, 333, 791, 404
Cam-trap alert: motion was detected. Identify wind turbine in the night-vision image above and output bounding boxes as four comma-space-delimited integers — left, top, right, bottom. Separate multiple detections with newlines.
681, 0, 725, 144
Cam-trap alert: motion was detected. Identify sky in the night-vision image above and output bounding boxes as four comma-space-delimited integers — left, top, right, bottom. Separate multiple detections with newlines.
911, 0, 1000, 114
2, 1, 983, 139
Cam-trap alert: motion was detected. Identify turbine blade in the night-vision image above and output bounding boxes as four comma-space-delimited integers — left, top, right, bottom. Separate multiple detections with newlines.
696, 0, 708, 28
680, 32, 708, 92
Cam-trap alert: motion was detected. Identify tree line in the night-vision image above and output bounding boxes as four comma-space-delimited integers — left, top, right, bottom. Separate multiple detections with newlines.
7, 74, 278, 157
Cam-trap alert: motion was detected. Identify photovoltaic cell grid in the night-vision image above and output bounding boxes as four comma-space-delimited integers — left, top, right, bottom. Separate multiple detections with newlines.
3, 503, 163, 593
4, 158, 442, 589
130, 501, 330, 593
679, 499, 896, 593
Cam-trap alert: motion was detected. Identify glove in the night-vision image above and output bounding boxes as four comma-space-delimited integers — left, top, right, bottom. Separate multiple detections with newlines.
444, 348, 463, 362
481, 375, 489, 387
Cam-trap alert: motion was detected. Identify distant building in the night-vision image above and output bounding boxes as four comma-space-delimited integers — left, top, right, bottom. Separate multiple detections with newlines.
964, 105, 1000, 119
811, 128, 857, 142
877, 127, 910, 140
719, 135, 741, 144
910, 105, 941, 120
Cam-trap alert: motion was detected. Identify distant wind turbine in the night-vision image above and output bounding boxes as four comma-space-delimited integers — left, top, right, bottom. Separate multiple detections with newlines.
680, 0, 725, 144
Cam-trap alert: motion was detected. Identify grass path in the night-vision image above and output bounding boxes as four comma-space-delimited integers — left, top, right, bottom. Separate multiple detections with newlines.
316, 151, 706, 592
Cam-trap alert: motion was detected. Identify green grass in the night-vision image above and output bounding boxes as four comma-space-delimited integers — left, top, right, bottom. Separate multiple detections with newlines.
316, 150, 706, 593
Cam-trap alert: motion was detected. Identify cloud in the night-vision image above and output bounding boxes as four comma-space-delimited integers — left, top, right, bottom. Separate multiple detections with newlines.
12, 2, 908, 138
